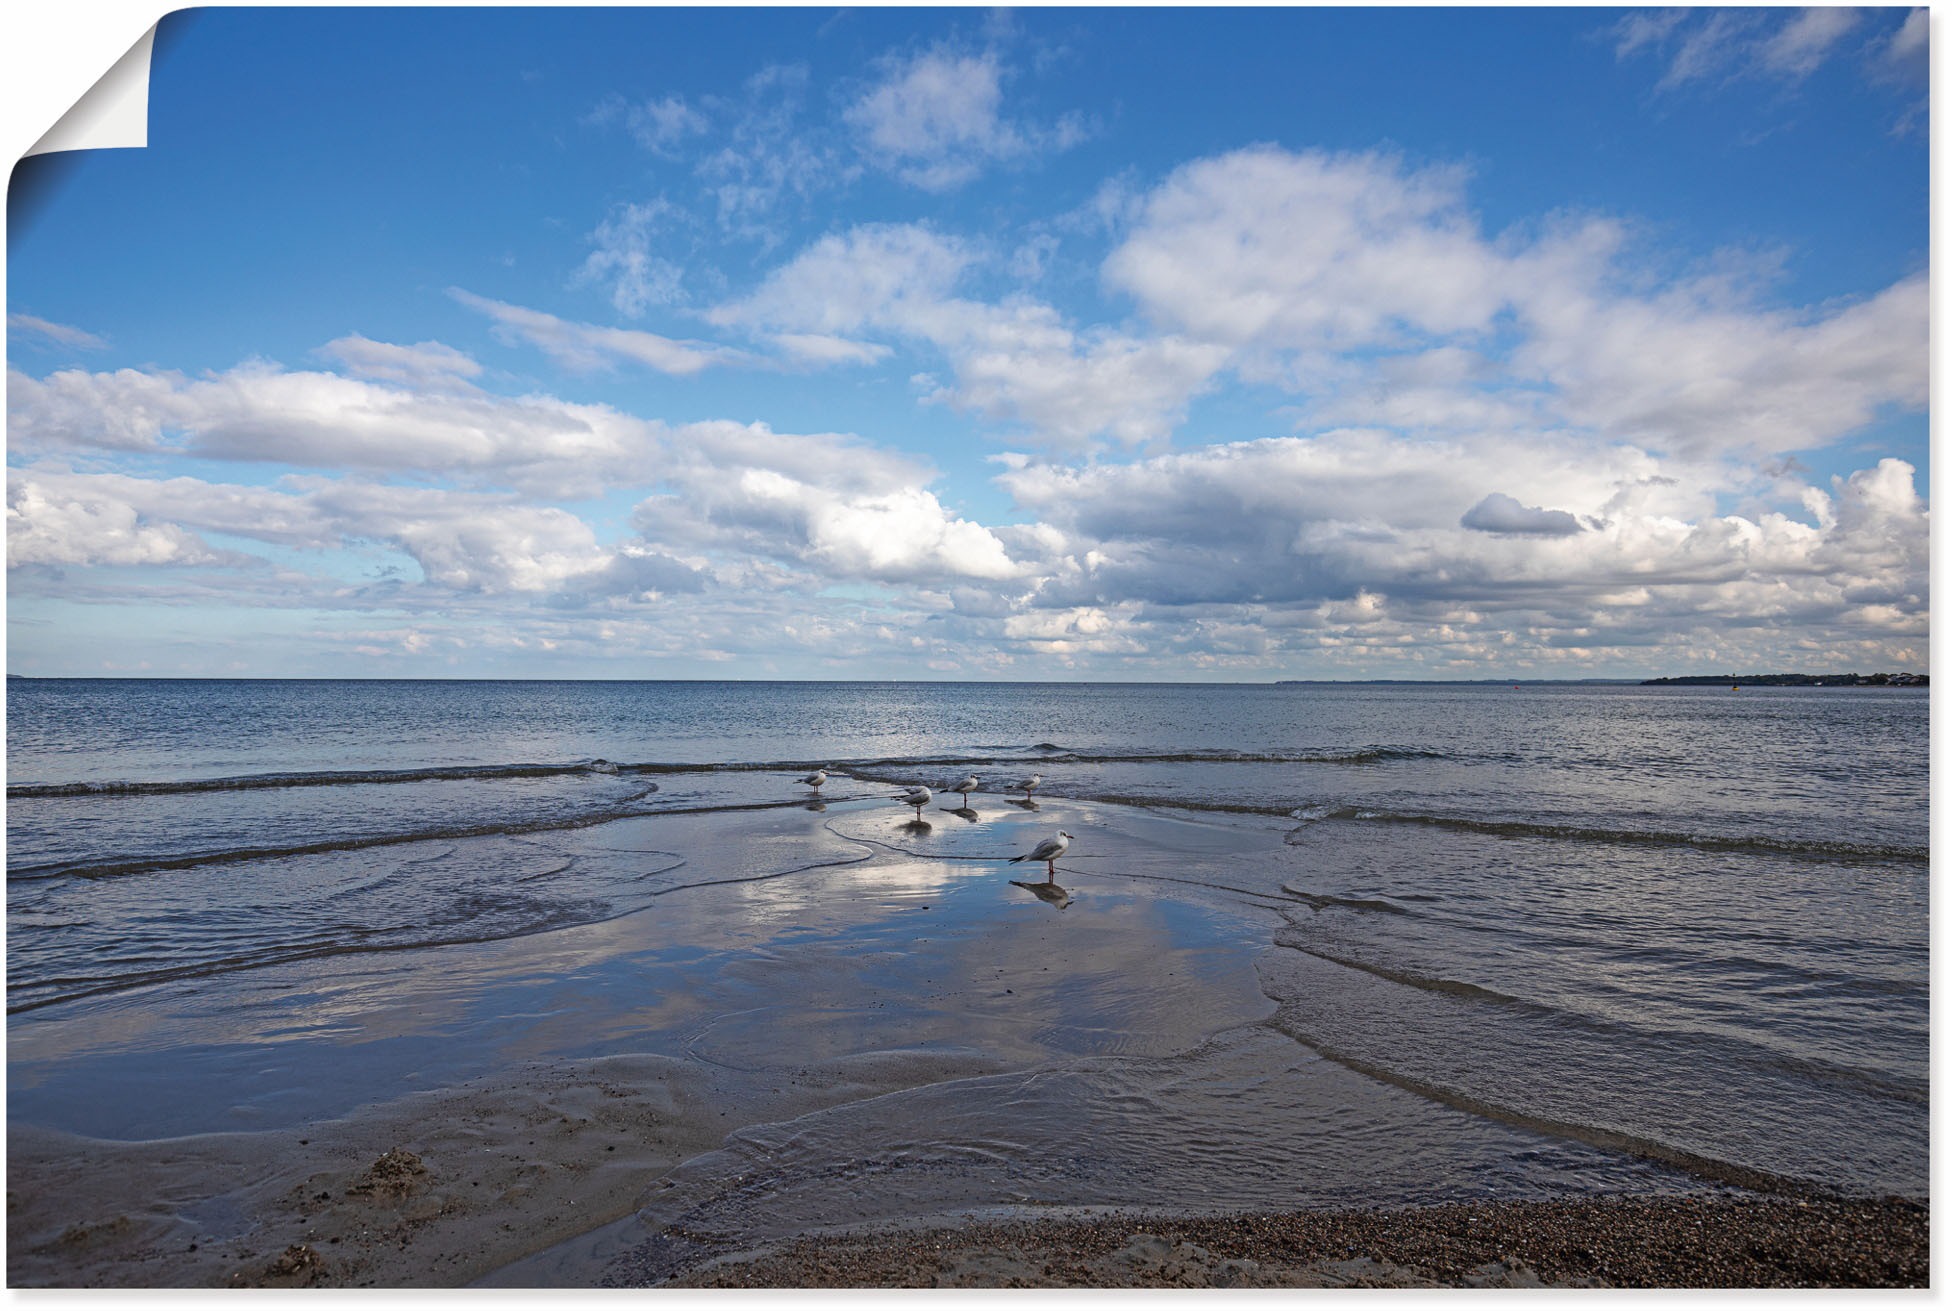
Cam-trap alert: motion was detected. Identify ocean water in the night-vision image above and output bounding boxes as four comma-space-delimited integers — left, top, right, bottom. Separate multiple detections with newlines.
6, 678, 1929, 1200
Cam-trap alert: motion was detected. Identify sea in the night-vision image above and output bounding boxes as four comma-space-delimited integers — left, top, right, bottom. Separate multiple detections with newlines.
5, 678, 1930, 1203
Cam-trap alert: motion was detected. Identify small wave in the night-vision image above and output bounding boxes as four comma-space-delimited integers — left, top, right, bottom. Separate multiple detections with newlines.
1281, 889, 1413, 916
7, 904, 598, 1016
1014, 746, 1447, 766
1270, 1026, 1820, 1197
1282, 945, 1525, 1005
9, 743, 1443, 802
1288, 807, 1929, 865
8, 760, 647, 799
7, 785, 663, 882
1273, 942, 1930, 1108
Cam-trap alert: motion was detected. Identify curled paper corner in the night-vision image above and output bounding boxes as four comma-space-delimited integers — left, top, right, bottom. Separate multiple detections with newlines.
26, 22, 158, 158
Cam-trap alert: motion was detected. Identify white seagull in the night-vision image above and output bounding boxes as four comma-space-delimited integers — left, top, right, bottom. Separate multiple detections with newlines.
798, 768, 829, 789
951, 774, 979, 806
1017, 773, 1042, 799
1010, 829, 1073, 881
895, 785, 933, 817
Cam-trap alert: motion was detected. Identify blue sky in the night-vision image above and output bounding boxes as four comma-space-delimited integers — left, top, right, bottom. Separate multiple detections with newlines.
6, 6, 1930, 679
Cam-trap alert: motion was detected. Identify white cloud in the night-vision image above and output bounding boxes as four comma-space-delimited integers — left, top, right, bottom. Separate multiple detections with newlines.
8, 313, 108, 351
1758, 8, 1862, 79
713, 223, 971, 336
1096, 146, 1923, 460
1880, 8, 1928, 83
769, 333, 893, 368
8, 474, 225, 568
590, 92, 709, 155
1657, 10, 1756, 88
309, 482, 612, 592
991, 432, 1924, 644
575, 201, 688, 317
318, 335, 482, 387
696, 64, 843, 243
717, 223, 1224, 449
1510, 263, 1926, 458
1614, 7, 1880, 91
6, 466, 660, 598
1610, 9, 1687, 60
1105, 147, 1504, 351
8, 359, 657, 499
449, 288, 745, 376
844, 48, 1081, 191
629, 417, 1020, 584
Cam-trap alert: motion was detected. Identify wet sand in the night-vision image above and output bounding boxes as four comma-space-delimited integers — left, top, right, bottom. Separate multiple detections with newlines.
668, 1196, 1929, 1288
6, 788, 1923, 1288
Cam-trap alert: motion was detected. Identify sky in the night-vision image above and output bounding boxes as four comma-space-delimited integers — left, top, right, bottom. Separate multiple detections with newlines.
4, 6, 1932, 680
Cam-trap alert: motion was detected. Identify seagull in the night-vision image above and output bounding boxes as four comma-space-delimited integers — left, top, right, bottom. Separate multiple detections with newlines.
951, 774, 979, 806
797, 768, 829, 789
895, 785, 933, 817
1010, 830, 1073, 881
1017, 774, 1042, 798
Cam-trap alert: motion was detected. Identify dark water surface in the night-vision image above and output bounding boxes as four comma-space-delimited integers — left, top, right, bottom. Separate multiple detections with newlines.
6, 679, 1928, 1199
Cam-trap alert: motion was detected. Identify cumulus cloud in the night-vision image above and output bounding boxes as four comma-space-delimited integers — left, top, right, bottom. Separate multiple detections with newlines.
628, 417, 1020, 584
713, 223, 971, 335
8, 360, 658, 498
1105, 147, 1503, 352
5, 467, 626, 593
716, 223, 1224, 448
8, 340, 1022, 602
8, 475, 226, 568
1092, 145, 1924, 460
1461, 493, 1586, 537
1510, 262, 1927, 457
311, 483, 613, 592
986, 431, 1926, 668
843, 47, 1083, 191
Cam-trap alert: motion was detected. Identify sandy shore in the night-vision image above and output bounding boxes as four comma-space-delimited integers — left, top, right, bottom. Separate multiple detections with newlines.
6, 791, 1929, 1289
664, 1195, 1929, 1288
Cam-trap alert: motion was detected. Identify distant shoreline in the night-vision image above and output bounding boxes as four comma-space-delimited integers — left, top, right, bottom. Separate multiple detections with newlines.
4, 673, 1927, 687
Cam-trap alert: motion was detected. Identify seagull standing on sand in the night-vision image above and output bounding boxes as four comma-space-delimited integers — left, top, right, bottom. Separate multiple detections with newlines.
896, 785, 933, 817
1010, 830, 1073, 881
798, 768, 829, 789
951, 774, 979, 806
1017, 774, 1042, 799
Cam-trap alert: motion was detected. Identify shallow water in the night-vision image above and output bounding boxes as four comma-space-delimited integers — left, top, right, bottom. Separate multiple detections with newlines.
7, 679, 1929, 1205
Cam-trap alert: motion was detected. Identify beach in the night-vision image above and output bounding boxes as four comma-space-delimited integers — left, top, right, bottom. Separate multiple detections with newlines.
6, 681, 1929, 1287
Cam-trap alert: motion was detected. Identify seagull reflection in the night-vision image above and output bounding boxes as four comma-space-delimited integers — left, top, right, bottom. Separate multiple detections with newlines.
1009, 798, 1041, 811
943, 806, 980, 823
902, 818, 934, 834
1010, 879, 1070, 910
804, 799, 827, 812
